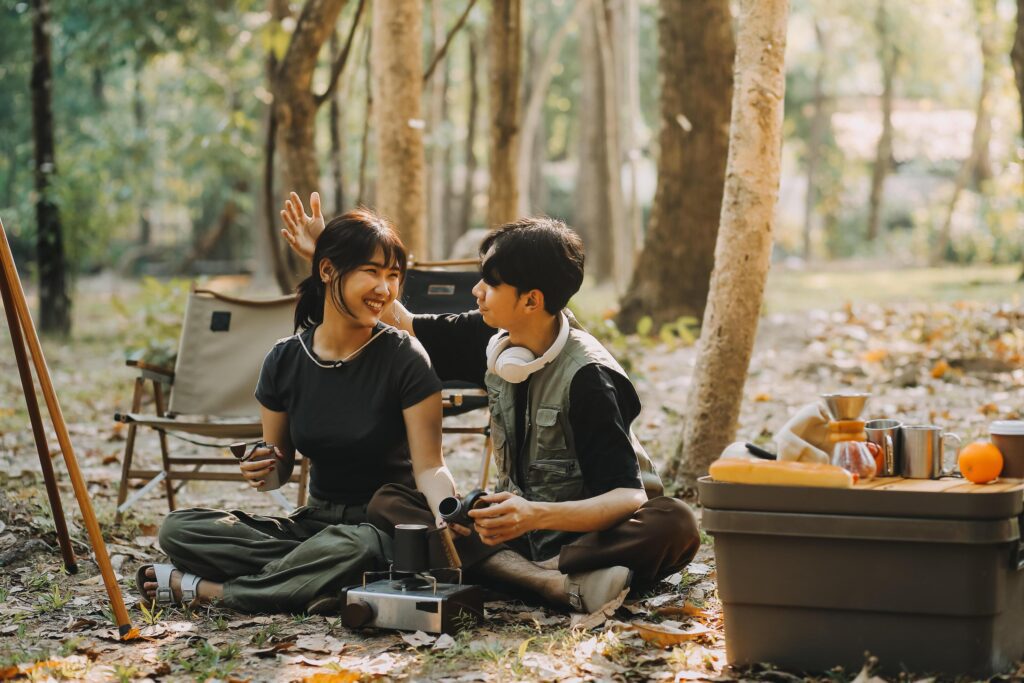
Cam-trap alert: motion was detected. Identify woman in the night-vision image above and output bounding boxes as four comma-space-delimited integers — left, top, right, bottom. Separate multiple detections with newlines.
137, 205, 457, 613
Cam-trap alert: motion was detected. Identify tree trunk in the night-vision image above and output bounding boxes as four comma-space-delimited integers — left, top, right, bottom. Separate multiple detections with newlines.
592, 0, 631, 293
30, 0, 71, 336
269, 0, 348, 290
616, 0, 734, 331
30, 0, 71, 335
329, 29, 345, 214
1013, 0, 1024, 280
617, 0, 643, 262
133, 55, 151, 246
486, 0, 521, 227
372, 0, 426, 257
866, 0, 896, 243
668, 0, 789, 492
456, 31, 480, 240
357, 24, 373, 207
517, 1, 585, 216
934, 0, 996, 265
427, 0, 447, 259
803, 20, 828, 260
575, 7, 613, 282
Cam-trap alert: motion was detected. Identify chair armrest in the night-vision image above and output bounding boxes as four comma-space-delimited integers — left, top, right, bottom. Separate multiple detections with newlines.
125, 358, 175, 383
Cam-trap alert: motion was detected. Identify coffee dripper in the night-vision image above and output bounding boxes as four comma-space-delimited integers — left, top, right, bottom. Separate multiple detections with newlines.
822, 392, 877, 480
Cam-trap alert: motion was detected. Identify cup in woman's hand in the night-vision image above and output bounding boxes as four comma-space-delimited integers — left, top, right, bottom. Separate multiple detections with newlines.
231, 441, 285, 492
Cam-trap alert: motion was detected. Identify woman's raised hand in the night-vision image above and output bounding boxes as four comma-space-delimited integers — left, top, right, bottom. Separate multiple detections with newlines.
280, 191, 325, 263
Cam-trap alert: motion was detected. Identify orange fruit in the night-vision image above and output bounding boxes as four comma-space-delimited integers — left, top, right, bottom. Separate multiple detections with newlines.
958, 441, 1003, 484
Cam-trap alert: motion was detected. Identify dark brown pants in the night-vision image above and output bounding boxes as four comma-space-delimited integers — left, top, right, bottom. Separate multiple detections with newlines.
366, 484, 700, 583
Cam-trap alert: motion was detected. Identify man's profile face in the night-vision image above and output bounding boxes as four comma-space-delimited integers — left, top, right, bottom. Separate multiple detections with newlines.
473, 245, 525, 330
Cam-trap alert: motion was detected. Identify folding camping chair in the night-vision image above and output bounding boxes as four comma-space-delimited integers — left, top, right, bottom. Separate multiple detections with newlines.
402, 258, 493, 489
113, 287, 309, 522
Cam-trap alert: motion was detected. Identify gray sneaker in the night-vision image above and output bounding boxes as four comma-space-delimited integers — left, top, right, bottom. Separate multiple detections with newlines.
564, 565, 633, 613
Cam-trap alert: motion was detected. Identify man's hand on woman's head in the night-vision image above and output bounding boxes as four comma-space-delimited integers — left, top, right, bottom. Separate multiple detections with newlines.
280, 191, 324, 263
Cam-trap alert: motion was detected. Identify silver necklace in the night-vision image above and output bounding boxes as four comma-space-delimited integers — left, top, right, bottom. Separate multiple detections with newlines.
297, 324, 387, 369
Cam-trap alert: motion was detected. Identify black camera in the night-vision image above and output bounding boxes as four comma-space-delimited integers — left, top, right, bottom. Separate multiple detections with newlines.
438, 489, 490, 526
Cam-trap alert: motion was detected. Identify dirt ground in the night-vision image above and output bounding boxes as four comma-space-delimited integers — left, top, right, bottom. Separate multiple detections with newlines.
0, 275, 1022, 682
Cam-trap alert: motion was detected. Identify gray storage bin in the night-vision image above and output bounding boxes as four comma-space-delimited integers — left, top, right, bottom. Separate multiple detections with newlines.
698, 476, 1024, 677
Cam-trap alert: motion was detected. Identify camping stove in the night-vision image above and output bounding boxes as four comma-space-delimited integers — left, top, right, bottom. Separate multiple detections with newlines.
341, 568, 483, 634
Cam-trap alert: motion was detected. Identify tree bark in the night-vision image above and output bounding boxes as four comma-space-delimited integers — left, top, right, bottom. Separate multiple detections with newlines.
486, 0, 521, 227
802, 19, 828, 260
934, 0, 996, 264
357, 25, 373, 207
427, 0, 447, 259
865, 0, 896, 243
329, 29, 345, 214
133, 55, 151, 246
1013, 0, 1024, 279
30, 0, 71, 336
372, 0, 426, 257
668, 0, 790, 492
269, 0, 348, 290
457, 31, 480, 240
616, 0, 734, 330
592, 0, 631, 293
575, 6, 613, 282
617, 0, 643, 263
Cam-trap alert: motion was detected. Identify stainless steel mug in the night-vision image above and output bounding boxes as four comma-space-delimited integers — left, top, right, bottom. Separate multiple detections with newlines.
900, 425, 962, 479
865, 419, 901, 476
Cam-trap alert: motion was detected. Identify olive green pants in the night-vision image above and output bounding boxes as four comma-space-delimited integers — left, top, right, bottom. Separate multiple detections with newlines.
158, 496, 392, 613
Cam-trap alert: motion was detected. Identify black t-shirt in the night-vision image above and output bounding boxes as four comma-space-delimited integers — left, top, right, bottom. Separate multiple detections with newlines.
413, 311, 643, 494
255, 324, 442, 504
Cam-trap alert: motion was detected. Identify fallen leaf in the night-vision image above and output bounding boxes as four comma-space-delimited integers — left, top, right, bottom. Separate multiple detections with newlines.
930, 360, 950, 378
401, 630, 436, 648
978, 402, 1000, 416
686, 562, 712, 576
753, 393, 773, 402
303, 672, 361, 683
861, 348, 889, 363
279, 654, 337, 667
295, 634, 345, 654
433, 633, 456, 650
572, 587, 629, 630
652, 602, 712, 621
629, 620, 711, 647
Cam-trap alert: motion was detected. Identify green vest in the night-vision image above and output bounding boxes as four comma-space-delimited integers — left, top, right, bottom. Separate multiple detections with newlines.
485, 327, 664, 560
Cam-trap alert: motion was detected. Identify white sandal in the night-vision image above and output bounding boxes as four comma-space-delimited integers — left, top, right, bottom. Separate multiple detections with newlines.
136, 563, 202, 605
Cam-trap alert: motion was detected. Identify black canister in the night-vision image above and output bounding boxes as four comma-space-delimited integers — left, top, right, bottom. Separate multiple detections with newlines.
393, 524, 429, 573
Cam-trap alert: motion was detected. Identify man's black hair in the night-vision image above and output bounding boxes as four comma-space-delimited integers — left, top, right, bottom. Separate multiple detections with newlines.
479, 217, 585, 314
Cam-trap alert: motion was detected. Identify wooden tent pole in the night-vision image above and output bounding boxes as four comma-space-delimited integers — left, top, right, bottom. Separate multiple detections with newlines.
0, 219, 132, 636
0, 260, 77, 572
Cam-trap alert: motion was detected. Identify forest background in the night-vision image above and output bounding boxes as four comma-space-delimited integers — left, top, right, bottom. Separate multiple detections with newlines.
0, 1, 1023, 680
3, 0, 1024, 485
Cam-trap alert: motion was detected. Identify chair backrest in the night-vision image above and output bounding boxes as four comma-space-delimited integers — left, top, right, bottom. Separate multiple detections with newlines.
401, 264, 481, 315
168, 288, 298, 417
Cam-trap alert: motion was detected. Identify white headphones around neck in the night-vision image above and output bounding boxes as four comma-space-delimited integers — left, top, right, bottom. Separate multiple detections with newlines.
486, 313, 570, 384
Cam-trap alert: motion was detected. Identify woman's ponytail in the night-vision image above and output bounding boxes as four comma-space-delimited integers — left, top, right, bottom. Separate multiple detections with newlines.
293, 273, 325, 332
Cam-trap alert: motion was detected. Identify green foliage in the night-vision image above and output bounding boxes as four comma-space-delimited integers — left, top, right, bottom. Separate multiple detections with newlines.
138, 599, 164, 626
110, 277, 190, 366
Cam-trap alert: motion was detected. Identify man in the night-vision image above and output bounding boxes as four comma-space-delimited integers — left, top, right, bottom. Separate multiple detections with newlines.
280, 192, 699, 613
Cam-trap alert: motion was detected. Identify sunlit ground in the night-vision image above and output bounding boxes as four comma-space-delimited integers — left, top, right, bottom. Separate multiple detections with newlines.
572, 264, 1023, 325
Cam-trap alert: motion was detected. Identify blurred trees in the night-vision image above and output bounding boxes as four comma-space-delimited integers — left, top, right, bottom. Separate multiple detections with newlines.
0, 0, 1020, 325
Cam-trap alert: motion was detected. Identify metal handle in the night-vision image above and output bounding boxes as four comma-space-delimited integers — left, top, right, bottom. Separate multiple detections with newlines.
883, 434, 894, 476
1013, 511, 1024, 572
941, 433, 962, 477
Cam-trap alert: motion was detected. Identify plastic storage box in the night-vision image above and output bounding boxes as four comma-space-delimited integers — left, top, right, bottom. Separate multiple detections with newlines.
698, 476, 1024, 677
